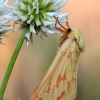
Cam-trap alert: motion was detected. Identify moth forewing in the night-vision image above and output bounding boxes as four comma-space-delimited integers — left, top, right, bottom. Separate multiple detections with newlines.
35, 39, 72, 86
31, 16, 85, 100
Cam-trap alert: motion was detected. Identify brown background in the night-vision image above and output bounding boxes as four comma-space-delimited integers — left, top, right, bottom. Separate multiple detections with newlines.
0, 0, 100, 100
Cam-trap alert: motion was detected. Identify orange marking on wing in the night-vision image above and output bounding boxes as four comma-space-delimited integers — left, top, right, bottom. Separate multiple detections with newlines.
57, 91, 66, 100
47, 48, 67, 77
44, 48, 68, 89
46, 87, 50, 93
46, 81, 51, 93
35, 58, 63, 94
56, 71, 66, 87
32, 93, 38, 99
39, 98, 42, 100
42, 48, 68, 93
67, 51, 72, 58
67, 78, 76, 92
32, 84, 40, 99
61, 50, 67, 56
31, 42, 72, 100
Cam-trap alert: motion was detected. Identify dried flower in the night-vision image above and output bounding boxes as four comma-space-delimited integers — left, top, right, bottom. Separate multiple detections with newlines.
8, 0, 69, 45
0, 0, 12, 44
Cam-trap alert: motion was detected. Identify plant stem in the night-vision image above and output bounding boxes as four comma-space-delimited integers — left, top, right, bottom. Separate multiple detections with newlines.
0, 27, 28, 100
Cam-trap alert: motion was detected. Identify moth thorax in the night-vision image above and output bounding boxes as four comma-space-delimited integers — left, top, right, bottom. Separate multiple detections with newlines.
68, 28, 85, 52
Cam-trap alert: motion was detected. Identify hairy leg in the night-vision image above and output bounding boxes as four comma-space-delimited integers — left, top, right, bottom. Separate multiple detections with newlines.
54, 16, 66, 35
54, 16, 68, 32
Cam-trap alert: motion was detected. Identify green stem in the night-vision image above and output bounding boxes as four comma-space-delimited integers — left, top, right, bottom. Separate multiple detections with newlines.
0, 27, 28, 100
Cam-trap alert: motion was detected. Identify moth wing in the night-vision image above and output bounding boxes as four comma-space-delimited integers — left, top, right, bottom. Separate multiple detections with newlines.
31, 38, 80, 100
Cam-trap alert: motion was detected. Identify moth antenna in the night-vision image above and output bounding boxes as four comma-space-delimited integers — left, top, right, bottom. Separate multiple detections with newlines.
66, 16, 68, 26
66, 16, 71, 33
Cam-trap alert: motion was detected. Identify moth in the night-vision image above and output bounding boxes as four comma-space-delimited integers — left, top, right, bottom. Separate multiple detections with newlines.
31, 16, 85, 100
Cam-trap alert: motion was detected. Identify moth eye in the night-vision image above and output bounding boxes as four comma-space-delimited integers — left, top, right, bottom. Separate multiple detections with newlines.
68, 28, 71, 33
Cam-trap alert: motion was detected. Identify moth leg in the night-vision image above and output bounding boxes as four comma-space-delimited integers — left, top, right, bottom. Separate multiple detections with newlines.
55, 27, 66, 35
54, 16, 68, 32
54, 16, 70, 45
54, 16, 66, 35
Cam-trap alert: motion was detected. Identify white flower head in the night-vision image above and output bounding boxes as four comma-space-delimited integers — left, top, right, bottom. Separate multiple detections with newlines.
0, 0, 12, 44
9, 0, 69, 45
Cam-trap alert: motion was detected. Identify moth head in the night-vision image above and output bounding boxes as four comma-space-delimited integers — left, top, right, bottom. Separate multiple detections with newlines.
54, 16, 85, 52
68, 28, 85, 52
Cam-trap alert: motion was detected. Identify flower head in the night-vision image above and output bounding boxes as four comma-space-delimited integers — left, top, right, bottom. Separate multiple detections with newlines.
0, 0, 12, 44
9, 0, 69, 45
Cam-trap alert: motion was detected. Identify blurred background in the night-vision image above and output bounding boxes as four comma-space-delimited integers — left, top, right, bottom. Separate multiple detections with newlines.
0, 0, 100, 100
